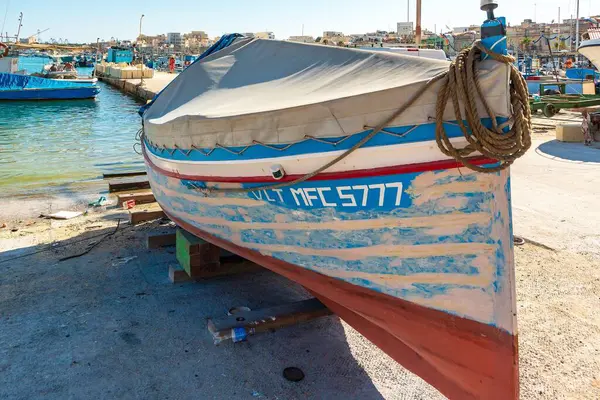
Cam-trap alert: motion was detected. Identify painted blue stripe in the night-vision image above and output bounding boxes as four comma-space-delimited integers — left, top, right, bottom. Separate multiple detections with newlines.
146, 118, 498, 162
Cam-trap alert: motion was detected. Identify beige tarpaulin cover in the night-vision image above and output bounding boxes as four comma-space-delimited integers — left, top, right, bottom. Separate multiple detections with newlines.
143, 38, 511, 149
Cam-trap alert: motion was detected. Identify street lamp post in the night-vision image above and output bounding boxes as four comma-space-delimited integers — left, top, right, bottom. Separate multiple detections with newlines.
139, 14, 145, 41
94, 37, 100, 77
139, 14, 145, 86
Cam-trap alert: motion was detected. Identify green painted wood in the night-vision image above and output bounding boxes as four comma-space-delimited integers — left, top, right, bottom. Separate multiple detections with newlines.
176, 228, 202, 276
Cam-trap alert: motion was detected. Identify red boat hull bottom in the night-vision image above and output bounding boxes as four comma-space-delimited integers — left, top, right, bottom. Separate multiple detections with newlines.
167, 212, 518, 400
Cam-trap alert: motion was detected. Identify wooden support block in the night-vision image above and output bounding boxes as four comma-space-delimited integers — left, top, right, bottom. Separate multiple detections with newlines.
176, 228, 220, 276
169, 265, 192, 283
146, 231, 176, 249
102, 171, 146, 179
207, 298, 332, 343
108, 178, 150, 193
176, 228, 262, 279
117, 191, 156, 205
129, 209, 166, 225
190, 260, 263, 280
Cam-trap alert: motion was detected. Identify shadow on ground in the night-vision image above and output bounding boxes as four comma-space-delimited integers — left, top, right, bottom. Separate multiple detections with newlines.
0, 222, 389, 399
536, 140, 600, 163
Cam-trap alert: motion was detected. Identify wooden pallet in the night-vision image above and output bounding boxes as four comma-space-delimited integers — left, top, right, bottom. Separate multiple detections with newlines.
117, 191, 156, 205
129, 203, 166, 225
103, 174, 167, 225
208, 298, 332, 343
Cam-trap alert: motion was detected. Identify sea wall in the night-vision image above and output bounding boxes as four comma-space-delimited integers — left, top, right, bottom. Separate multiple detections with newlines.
98, 75, 156, 102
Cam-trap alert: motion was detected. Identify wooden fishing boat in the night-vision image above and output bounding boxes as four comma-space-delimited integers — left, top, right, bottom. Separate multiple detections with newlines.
579, 38, 600, 71
140, 4, 530, 399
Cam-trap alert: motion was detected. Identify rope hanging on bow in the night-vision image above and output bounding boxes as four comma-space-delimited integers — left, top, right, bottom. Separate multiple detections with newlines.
434, 41, 532, 173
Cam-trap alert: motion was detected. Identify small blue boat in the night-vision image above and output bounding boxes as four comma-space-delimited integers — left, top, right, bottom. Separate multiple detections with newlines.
0, 72, 99, 100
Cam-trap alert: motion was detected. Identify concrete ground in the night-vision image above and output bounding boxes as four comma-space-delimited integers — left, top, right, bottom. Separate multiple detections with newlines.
1, 111, 599, 399
0, 214, 443, 400
128, 72, 176, 97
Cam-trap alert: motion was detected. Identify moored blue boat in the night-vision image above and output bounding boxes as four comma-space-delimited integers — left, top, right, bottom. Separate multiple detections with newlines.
0, 72, 99, 100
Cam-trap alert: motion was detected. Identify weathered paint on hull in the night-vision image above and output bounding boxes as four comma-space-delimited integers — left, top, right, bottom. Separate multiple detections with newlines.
144, 149, 518, 399
168, 213, 518, 400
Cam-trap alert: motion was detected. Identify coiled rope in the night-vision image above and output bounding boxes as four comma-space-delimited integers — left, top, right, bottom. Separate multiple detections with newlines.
144, 40, 531, 194
435, 41, 531, 172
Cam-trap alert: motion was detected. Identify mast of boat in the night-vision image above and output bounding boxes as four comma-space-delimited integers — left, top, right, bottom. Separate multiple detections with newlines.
93, 37, 99, 78
16, 12, 22, 43
139, 14, 145, 86
415, 0, 422, 46
575, 0, 580, 57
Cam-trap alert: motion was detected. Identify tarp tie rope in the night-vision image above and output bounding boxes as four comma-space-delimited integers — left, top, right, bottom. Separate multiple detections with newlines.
143, 40, 531, 194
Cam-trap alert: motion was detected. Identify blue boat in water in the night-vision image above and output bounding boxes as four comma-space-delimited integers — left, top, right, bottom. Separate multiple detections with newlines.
0, 72, 100, 100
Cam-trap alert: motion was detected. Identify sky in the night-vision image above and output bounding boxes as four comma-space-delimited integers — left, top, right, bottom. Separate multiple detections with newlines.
2, 0, 599, 44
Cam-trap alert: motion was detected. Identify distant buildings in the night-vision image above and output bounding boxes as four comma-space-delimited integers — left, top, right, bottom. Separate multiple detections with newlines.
255, 32, 275, 40
288, 36, 314, 43
184, 31, 211, 50
166, 32, 183, 47
396, 22, 413, 37
506, 17, 599, 54
323, 31, 343, 38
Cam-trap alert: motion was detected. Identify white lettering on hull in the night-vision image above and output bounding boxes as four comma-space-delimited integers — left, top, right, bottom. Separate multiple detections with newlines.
252, 182, 404, 208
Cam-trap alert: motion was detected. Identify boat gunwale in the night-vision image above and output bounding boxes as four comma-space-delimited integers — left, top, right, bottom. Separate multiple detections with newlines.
143, 142, 497, 183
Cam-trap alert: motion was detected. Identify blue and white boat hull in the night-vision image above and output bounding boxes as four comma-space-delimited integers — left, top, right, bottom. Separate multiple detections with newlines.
0, 86, 100, 100
0, 72, 99, 100
141, 34, 522, 399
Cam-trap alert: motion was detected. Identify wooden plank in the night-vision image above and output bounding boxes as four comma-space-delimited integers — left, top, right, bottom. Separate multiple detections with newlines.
190, 259, 263, 280
129, 208, 166, 225
102, 171, 146, 179
146, 231, 176, 249
208, 298, 331, 342
117, 191, 156, 205
108, 178, 150, 193
169, 265, 192, 283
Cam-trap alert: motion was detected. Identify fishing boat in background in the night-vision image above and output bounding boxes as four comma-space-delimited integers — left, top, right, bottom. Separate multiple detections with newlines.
140, 2, 528, 399
0, 72, 99, 100
579, 36, 600, 71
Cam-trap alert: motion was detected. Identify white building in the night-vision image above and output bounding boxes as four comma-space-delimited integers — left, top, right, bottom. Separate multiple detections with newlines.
166, 32, 182, 46
288, 35, 314, 43
255, 32, 275, 39
453, 27, 470, 34
323, 31, 343, 38
397, 22, 414, 36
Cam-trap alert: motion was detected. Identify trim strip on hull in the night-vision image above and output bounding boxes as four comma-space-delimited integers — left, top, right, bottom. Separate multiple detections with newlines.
143, 143, 496, 183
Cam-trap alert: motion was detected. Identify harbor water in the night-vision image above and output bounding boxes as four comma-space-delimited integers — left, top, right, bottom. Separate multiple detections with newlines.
0, 57, 143, 199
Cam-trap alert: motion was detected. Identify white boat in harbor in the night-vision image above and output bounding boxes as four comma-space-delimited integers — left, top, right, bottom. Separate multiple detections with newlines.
579, 39, 600, 70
